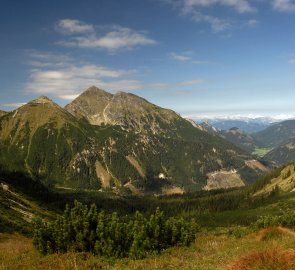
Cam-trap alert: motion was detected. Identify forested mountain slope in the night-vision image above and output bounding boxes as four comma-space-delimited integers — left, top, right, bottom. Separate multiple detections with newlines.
0, 87, 267, 193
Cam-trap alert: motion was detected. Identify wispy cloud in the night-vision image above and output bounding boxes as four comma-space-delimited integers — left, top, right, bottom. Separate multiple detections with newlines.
170, 51, 211, 64
182, 8, 231, 32
272, 0, 295, 12
288, 58, 295, 63
1, 103, 27, 108
179, 79, 205, 85
170, 52, 191, 61
246, 19, 259, 27
165, 0, 256, 32
56, 19, 95, 34
182, 0, 256, 13
25, 51, 142, 100
26, 50, 72, 68
56, 19, 156, 51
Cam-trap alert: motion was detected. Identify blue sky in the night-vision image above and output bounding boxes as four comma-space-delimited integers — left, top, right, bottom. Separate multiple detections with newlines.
1, 0, 295, 119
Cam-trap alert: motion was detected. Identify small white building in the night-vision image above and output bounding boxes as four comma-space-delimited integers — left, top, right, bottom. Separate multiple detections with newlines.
158, 173, 166, 179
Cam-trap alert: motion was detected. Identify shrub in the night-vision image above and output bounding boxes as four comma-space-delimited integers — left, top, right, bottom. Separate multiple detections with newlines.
33, 201, 198, 259
252, 213, 295, 230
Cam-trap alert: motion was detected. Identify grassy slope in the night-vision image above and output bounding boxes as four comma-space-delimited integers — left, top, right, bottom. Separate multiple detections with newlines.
0, 190, 294, 269
252, 119, 295, 149
0, 170, 58, 234
0, 162, 294, 269
1, 225, 294, 269
0, 185, 56, 234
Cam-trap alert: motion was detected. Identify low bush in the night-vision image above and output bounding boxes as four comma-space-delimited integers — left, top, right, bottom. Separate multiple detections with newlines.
33, 201, 198, 259
252, 213, 295, 230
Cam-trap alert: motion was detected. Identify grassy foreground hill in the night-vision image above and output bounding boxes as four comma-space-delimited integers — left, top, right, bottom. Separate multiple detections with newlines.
1, 226, 295, 270
0, 174, 295, 269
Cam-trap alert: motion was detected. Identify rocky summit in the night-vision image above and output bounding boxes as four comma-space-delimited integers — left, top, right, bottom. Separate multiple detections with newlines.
65, 86, 181, 135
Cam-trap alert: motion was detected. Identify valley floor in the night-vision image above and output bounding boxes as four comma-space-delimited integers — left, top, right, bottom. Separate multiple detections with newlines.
1, 227, 295, 270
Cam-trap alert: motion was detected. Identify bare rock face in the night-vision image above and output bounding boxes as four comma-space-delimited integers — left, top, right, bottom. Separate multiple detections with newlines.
65, 86, 180, 134
65, 86, 113, 126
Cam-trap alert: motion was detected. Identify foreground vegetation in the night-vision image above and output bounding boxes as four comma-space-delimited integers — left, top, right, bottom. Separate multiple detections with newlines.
33, 202, 197, 259
1, 225, 295, 270
1, 165, 295, 269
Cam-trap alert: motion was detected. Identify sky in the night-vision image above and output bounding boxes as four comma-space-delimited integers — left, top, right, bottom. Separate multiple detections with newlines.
0, 0, 295, 119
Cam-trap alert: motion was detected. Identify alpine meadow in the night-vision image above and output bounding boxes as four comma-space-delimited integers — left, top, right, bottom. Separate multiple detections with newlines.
0, 1, 295, 269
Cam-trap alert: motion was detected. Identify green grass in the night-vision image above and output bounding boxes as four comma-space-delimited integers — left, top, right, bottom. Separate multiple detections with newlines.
252, 148, 271, 157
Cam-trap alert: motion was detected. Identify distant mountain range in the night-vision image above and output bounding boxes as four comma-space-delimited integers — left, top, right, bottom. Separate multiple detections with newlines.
0, 86, 267, 194
193, 118, 295, 167
194, 117, 277, 133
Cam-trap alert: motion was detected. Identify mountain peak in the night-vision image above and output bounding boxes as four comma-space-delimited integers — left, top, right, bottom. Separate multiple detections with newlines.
31, 96, 55, 104
82, 86, 113, 97
65, 85, 181, 130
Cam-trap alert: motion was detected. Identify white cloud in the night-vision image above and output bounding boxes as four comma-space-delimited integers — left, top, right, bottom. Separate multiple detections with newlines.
182, 112, 295, 121
183, 0, 256, 13
170, 52, 191, 61
56, 19, 95, 34
179, 79, 205, 85
288, 58, 295, 63
25, 51, 142, 100
272, 0, 295, 12
170, 52, 211, 64
188, 10, 231, 32
246, 19, 259, 27
57, 20, 156, 51
165, 0, 256, 32
58, 94, 80, 100
26, 50, 72, 68
1, 103, 27, 108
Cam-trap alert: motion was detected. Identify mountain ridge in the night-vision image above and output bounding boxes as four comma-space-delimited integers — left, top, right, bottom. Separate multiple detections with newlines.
253, 119, 295, 148
0, 86, 268, 194
65, 86, 182, 135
